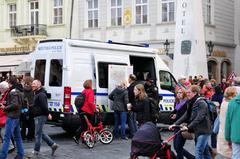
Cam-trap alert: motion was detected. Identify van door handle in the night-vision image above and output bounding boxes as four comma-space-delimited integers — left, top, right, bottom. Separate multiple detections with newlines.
55, 93, 61, 97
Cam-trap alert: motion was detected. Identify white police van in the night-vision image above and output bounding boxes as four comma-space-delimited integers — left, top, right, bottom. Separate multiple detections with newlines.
31, 39, 177, 133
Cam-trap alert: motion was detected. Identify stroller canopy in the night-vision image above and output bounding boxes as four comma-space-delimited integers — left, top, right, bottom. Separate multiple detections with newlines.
132, 122, 162, 143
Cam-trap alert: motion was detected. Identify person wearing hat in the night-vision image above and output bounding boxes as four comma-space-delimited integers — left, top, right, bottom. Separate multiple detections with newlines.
176, 75, 190, 91
144, 77, 159, 103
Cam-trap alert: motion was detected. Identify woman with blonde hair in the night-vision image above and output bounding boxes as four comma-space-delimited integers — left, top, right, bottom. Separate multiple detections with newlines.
109, 81, 129, 139
130, 84, 151, 125
217, 86, 238, 158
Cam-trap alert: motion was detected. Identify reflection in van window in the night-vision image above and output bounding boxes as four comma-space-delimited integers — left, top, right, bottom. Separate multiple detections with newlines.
98, 62, 126, 88
159, 71, 176, 92
34, 60, 46, 85
49, 59, 63, 87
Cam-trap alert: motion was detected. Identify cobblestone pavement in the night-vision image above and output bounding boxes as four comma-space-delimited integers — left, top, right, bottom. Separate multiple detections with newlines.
5, 125, 224, 159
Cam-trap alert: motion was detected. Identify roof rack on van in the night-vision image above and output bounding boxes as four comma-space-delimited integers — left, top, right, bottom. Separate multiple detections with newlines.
107, 40, 149, 48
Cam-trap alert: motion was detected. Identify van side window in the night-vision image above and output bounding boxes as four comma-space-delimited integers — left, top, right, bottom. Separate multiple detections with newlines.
34, 60, 46, 85
49, 59, 63, 87
98, 62, 126, 88
159, 71, 176, 92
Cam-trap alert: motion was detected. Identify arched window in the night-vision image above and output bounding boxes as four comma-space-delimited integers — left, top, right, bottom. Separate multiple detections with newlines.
207, 60, 217, 80
221, 60, 231, 80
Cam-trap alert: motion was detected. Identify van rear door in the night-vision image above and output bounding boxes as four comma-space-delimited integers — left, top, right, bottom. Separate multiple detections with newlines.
46, 57, 64, 113
33, 41, 65, 114
94, 54, 129, 112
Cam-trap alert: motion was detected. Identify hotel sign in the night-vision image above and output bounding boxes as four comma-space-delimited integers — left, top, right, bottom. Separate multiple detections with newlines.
0, 45, 31, 53
180, 0, 188, 34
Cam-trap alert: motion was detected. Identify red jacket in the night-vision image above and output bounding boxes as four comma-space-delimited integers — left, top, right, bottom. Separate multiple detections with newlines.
81, 88, 96, 115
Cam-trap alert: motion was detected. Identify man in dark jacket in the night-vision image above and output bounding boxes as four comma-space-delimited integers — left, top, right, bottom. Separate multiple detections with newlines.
127, 74, 138, 138
31, 80, 58, 158
0, 76, 24, 159
144, 78, 159, 103
169, 85, 212, 159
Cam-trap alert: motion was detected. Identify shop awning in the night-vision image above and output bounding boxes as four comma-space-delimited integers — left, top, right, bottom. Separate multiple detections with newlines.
0, 54, 29, 72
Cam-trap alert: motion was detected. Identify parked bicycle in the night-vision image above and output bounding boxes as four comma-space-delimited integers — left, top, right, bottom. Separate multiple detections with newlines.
80, 112, 113, 148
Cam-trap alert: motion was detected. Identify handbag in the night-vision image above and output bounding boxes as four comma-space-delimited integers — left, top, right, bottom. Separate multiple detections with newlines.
181, 131, 195, 140
180, 122, 195, 140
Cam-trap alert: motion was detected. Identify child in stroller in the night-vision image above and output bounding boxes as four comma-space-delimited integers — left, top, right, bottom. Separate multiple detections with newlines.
130, 122, 177, 159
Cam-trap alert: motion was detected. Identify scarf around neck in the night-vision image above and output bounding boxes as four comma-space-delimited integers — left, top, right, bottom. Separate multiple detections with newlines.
175, 99, 187, 110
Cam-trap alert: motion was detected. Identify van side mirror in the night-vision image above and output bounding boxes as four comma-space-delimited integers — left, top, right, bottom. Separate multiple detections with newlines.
46, 93, 51, 99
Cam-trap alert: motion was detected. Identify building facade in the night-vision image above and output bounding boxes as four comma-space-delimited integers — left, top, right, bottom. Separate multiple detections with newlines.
73, 0, 238, 82
0, 0, 73, 77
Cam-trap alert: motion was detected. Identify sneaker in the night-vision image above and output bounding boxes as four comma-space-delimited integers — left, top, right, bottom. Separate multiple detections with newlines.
73, 136, 79, 144
51, 143, 59, 156
29, 151, 39, 159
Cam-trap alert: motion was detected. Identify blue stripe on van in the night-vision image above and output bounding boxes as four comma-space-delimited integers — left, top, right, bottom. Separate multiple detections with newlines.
71, 92, 174, 97
159, 94, 175, 97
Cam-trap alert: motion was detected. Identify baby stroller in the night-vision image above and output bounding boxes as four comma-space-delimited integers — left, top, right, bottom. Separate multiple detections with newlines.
130, 122, 176, 159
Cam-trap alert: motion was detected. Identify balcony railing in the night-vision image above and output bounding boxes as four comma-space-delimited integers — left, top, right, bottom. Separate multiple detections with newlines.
11, 24, 47, 37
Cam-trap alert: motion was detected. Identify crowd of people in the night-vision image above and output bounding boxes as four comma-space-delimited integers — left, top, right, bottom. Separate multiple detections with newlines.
169, 75, 240, 159
1, 73, 240, 159
0, 74, 58, 159
72, 74, 159, 143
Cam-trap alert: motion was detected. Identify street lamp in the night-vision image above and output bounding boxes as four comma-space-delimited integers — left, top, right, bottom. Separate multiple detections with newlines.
207, 41, 214, 56
164, 39, 170, 55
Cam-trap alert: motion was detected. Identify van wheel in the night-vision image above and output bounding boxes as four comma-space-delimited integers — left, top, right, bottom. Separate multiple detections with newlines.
62, 114, 81, 134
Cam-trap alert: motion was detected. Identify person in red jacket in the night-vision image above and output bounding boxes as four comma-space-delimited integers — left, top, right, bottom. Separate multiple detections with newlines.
81, 79, 96, 115
73, 79, 96, 144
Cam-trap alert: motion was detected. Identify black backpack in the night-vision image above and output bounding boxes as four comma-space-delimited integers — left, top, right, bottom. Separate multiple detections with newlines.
74, 93, 85, 110
197, 97, 218, 124
148, 97, 160, 122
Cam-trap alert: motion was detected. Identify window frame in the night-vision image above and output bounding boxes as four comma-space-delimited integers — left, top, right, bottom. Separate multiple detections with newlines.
49, 59, 63, 87
53, 0, 63, 24
110, 0, 123, 26
29, 0, 39, 25
161, 0, 175, 22
135, 0, 148, 24
159, 70, 176, 92
206, 0, 213, 25
34, 59, 46, 86
97, 62, 127, 88
87, 0, 99, 28
8, 3, 17, 27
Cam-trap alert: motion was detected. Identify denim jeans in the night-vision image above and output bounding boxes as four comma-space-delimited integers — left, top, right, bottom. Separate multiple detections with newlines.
34, 115, 54, 153
211, 132, 217, 148
195, 134, 211, 159
114, 111, 127, 139
232, 143, 240, 159
127, 111, 137, 137
0, 117, 24, 159
173, 130, 195, 159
